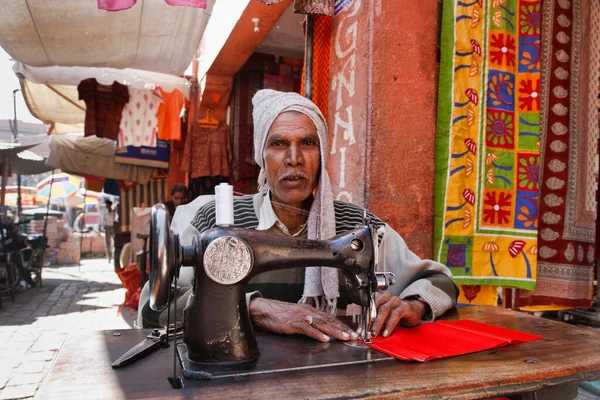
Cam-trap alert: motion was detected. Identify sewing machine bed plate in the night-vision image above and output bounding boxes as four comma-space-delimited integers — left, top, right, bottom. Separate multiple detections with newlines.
36, 306, 600, 400
175, 334, 392, 380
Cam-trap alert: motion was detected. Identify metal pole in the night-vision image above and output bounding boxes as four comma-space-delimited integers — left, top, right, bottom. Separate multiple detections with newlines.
79, 189, 87, 267
304, 15, 314, 101
43, 171, 56, 240
13, 89, 22, 222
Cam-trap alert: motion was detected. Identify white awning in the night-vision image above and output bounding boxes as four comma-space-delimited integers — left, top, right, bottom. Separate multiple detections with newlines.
15, 63, 194, 133
0, 0, 215, 76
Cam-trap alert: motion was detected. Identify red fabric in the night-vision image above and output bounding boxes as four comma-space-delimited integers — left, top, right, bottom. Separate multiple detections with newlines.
116, 263, 142, 310
366, 320, 542, 362
78, 78, 129, 140
300, 15, 331, 121
84, 175, 106, 192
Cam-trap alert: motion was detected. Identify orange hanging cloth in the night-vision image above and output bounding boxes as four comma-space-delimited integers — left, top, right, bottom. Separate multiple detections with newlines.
156, 88, 185, 141
116, 263, 142, 310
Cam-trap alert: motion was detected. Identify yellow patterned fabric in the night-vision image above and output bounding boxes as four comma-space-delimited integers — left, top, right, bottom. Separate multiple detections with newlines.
458, 284, 498, 305
434, 0, 542, 291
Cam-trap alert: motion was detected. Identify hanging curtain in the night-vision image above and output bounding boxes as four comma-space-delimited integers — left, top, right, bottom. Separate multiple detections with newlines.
117, 179, 169, 232
435, 0, 542, 304
514, 0, 600, 308
301, 15, 331, 122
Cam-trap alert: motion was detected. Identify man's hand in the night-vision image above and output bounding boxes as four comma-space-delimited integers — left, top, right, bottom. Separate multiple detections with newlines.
372, 292, 428, 338
249, 297, 359, 343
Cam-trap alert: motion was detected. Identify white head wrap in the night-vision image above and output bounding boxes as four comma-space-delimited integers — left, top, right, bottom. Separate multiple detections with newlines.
252, 89, 339, 314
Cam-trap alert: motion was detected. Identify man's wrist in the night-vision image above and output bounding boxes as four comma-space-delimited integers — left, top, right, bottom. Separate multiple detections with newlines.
403, 295, 432, 320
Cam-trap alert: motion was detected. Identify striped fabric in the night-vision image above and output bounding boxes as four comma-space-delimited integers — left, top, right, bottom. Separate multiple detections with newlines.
191, 194, 385, 243
118, 179, 169, 232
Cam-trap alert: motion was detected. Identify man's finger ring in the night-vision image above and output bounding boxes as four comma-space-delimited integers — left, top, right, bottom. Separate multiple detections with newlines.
303, 315, 313, 325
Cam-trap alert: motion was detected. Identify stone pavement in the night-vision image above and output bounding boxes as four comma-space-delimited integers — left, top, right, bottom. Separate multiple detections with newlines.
0, 259, 137, 400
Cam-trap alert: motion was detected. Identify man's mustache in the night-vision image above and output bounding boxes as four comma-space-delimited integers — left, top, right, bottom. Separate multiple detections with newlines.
279, 170, 309, 181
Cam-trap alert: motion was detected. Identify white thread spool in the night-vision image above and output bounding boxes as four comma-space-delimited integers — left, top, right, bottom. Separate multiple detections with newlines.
215, 183, 234, 226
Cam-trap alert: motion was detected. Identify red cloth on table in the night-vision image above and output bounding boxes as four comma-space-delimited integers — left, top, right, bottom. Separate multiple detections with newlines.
366, 320, 542, 362
78, 78, 129, 140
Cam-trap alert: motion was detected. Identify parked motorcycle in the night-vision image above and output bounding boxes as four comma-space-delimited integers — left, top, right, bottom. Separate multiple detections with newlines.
0, 223, 47, 289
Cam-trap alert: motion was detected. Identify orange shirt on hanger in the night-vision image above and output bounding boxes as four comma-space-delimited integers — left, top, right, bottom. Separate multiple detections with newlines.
156, 87, 185, 141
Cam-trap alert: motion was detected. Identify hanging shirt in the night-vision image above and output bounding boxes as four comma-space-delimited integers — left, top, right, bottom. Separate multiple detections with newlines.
156, 88, 185, 141
181, 123, 231, 179
118, 89, 163, 148
78, 78, 129, 141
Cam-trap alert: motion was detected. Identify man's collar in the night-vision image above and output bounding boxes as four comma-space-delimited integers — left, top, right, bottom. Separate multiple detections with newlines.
256, 191, 307, 237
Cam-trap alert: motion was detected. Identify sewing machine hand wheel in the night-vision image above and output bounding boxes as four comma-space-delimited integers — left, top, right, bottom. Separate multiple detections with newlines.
149, 204, 182, 312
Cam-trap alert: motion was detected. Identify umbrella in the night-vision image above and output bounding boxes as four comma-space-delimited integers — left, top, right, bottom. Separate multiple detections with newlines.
66, 189, 103, 209
36, 173, 81, 204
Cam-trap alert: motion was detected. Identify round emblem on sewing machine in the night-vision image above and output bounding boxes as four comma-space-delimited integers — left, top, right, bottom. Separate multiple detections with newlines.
203, 236, 253, 285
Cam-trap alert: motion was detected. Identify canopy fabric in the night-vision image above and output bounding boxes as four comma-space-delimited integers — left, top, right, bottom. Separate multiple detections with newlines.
0, 0, 215, 76
0, 143, 38, 156
11, 154, 53, 175
0, 142, 52, 175
47, 135, 155, 184
21, 207, 63, 217
16, 63, 192, 134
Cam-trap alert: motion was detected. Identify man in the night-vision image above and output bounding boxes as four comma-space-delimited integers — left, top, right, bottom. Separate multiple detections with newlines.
140, 90, 458, 341
164, 183, 188, 219
102, 200, 116, 263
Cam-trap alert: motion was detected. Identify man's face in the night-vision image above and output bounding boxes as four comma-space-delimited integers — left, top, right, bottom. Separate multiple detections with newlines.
172, 191, 187, 208
263, 112, 320, 207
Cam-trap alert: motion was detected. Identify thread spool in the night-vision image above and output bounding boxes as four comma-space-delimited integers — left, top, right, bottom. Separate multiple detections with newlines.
215, 183, 234, 226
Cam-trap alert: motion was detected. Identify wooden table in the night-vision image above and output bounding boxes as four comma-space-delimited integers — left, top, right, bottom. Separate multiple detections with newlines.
36, 306, 600, 399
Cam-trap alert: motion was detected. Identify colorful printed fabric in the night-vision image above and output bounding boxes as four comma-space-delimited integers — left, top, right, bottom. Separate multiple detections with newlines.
515, 0, 599, 308
435, 0, 542, 290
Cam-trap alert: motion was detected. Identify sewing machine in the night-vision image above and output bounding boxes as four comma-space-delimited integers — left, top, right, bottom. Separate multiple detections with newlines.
148, 203, 395, 373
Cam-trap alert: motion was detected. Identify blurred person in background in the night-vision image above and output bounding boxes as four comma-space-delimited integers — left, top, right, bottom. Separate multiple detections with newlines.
164, 183, 188, 219
101, 200, 116, 263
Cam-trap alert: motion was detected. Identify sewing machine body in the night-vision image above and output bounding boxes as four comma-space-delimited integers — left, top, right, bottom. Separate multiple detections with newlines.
148, 204, 393, 368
